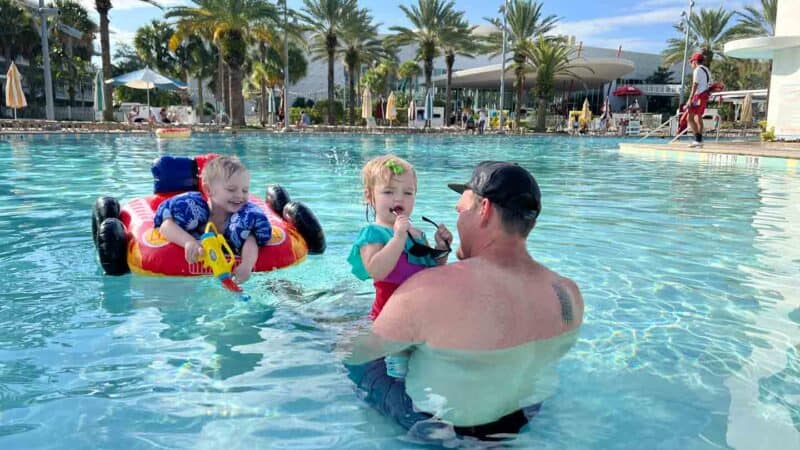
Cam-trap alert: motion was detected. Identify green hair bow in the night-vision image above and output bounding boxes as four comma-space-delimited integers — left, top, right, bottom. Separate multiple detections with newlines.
385, 159, 405, 175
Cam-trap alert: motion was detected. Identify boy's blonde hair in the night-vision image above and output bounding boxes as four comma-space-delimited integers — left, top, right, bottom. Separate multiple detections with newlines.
202, 155, 249, 186
361, 154, 416, 202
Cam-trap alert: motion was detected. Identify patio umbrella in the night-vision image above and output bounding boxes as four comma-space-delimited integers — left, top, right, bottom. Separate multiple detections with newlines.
5, 62, 27, 119
92, 70, 104, 120
361, 87, 372, 121
600, 96, 612, 120
613, 85, 642, 110
407, 97, 416, 122
581, 98, 592, 124
386, 92, 397, 124
424, 88, 433, 122
106, 67, 186, 121
740, 93, 753, 125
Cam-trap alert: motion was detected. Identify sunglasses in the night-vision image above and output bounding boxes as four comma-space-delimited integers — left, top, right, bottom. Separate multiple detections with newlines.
406, 216, 451, 259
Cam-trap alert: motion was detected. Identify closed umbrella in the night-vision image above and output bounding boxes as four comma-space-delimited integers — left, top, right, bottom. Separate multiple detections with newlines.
361, 87, 372, 121
106, 67, 186, 122
424, 88, 433, 123
93, 70, 104, 120
740, 93, 753, 126
407, 97, 416, 123
386, 92, 397, 125
581, 98, 592, 124
5, 62, 27, 119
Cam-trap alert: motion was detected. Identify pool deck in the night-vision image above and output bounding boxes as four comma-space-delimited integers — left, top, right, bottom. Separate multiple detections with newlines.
618, 140, 800, 160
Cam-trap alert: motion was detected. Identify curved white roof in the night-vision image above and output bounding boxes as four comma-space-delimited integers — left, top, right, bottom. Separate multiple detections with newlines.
724, 36, 800, 59
432, 57, 636, 90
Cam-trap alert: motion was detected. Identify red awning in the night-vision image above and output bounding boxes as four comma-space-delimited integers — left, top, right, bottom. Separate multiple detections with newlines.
613, 85, 642, 96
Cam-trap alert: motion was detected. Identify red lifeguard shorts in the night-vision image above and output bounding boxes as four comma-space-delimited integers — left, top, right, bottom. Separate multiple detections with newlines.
688, 91, 710, 116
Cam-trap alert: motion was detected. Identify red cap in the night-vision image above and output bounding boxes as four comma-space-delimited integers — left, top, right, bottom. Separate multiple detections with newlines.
689, 53, 704, 62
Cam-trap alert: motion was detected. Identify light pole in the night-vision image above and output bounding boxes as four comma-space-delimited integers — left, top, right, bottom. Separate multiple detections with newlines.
499, 0, 508, 132
37, 0, 58, 120
282, 0, 290, 131
678, 0, 695, 107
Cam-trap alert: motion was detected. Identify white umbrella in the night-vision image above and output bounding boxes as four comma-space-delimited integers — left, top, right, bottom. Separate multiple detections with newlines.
407, 98, 416, 122
424, 88, 433, 122
740, 93, 753, 125
361, 87, 372, 121
92, 70, 104, 121
386, 92, 397, 125
106, 67, 186, 122
5, 62, 27, 119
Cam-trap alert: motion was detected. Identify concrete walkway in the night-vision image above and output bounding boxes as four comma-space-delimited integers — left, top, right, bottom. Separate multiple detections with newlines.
619, 140, 800, 160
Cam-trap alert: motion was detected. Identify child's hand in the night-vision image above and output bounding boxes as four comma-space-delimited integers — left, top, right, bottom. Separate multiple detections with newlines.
434, 224, 453, 250
233, 264, 252, 284
184, 240, 203, 263
393, 214, 411, 237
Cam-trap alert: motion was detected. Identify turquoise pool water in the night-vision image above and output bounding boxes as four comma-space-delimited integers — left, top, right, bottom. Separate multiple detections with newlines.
0, 133, 798, 449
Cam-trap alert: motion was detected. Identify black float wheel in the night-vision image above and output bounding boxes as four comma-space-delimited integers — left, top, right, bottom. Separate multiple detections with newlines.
265, 184, 291, 216
96, 218, 130, 275
92, 196, 121, 247
283, 201, 326, 255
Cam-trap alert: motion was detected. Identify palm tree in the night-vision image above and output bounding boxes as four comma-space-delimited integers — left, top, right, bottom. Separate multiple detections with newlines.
389, 0, 460, 127
245, 42, 307, 126
49, 0, 97, 115
440, 16, 481, 128
95, 0, 161, 121
134, 20, 179, 77
730, 0, 776, 38
662, 7, 735, 69
397, 60, 421, 95
485, 0, 558, 130
0, 0, 40, 66
301, 0, 358, 125
338, 8, 387, 125
526, 37, 581, 132
167, 0, 280, 126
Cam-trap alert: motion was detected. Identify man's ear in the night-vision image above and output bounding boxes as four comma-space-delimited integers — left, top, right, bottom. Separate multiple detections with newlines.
479, 197, 492, 227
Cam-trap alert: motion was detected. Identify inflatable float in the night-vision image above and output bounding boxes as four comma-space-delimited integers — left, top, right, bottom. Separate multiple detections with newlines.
155, 128, 192, 139
92, 154, 325, 276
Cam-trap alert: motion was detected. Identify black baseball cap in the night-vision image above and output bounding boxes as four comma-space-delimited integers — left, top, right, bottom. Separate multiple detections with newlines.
448, 161, 541, 219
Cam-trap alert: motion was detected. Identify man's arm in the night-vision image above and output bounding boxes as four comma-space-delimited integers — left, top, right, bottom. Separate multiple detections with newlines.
372, 272, 431, 342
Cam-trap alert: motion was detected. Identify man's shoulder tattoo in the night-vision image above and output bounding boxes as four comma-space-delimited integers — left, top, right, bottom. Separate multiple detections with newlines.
552, 282, 574, 324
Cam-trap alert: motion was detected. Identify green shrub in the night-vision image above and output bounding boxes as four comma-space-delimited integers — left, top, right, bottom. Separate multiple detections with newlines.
292, 97, 307, 107
760, 126, 776, 142
310, 100, 345, 124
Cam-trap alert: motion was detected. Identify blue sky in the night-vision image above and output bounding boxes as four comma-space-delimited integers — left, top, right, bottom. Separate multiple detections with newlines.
76, 0, 750, 58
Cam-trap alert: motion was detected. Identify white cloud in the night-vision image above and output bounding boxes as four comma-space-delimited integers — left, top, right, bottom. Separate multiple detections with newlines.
556, 8, 685, 39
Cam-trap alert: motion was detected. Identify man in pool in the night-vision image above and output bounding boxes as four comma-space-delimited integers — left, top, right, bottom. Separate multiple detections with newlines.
346, 161, 584, 440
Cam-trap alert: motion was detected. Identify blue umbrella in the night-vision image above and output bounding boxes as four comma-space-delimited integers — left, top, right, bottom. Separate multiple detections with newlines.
106, 67, 186, 121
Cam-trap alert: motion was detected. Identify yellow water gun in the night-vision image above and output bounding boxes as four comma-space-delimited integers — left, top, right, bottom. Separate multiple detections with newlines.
200, 223, 243, 293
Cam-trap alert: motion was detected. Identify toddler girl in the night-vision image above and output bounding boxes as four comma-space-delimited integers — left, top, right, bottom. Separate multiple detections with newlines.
155, 155, 272, 283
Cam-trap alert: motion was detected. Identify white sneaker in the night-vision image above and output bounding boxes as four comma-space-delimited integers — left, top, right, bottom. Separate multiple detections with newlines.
688, 141, 703, 148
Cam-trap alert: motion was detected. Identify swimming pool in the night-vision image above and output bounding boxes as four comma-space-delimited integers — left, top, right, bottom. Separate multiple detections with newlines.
0, 133, 797, 449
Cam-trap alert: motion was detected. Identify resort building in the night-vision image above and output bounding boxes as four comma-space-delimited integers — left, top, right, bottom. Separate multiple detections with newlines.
724, 0, 800, 140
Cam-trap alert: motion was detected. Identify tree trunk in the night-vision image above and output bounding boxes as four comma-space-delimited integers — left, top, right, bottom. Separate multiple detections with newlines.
536, 96, 547, 132
229, 65, 244, 126
348, 65, 356, 125
424, 57, 433, 128
260, 81, 267, 126
99, 8, 113, 121
224, 64, 231, 119
327, 47, 335, 125
515, 73, 524, 131
217, 49, 224, 120
445, 53, 454, 128
197, 80, 204, 123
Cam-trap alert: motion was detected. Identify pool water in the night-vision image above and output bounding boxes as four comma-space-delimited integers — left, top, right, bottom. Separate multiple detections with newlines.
0, 133, 798, 449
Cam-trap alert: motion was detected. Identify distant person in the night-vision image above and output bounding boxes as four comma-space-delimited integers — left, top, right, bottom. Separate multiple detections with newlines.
159, 108, 171, 124
686, 53, 712, 148
478, 109, 487, 134
154, 155, 272, 284
346, 161, 584, 441
127, 106, 140, 124
297, 110, 311, 127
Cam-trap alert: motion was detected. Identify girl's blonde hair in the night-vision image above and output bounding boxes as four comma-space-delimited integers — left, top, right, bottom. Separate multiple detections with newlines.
361, 154, 416, 202
202, 155, 249, 186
